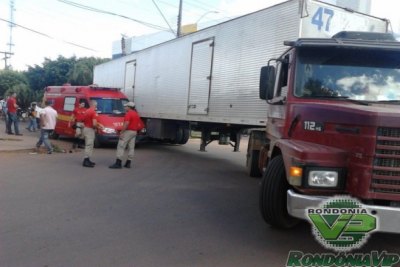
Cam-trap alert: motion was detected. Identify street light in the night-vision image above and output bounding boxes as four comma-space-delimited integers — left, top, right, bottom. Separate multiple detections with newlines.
196, 11, 219, 24
178, 10, 219, 37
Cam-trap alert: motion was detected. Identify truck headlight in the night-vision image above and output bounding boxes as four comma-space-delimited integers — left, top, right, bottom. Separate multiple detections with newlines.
308, 170, 338, 187
305, 166, 347, 189
102, 127, 116, 134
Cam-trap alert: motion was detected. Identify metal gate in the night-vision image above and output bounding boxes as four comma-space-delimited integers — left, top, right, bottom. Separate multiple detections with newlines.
187, 38, 214, 115
124, 60, 136, 100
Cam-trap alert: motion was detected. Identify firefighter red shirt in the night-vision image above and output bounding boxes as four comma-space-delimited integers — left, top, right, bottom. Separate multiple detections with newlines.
125, 109, 144, 131
73, 107, 87, 122
83, 107, 98, 128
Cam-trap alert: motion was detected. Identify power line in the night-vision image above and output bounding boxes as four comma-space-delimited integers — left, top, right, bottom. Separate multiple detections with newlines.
0, 17, 98, 52
156, 0, 204, 17
151, 0, 176, 35
184, 0, 231, 17
57, 0, 169, 32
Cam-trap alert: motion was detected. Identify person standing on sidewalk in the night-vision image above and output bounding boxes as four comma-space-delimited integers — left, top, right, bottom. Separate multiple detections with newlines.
1, 96, 9, 133
109, 102, 145, 169
82, 100, 103, 168
26, 102, 38, 132
0, 97, 5, 119
6, 92, 22, 135
36, 100, 58, 154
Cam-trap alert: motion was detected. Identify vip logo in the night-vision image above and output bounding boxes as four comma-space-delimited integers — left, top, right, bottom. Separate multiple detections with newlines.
307, 197, 377, 252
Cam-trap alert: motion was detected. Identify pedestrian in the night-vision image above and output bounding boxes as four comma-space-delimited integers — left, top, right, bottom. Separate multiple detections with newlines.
26, 102, 38, 132
109, 101, 145, 169
1, 96, 8, 132
36, 100, 58, 154
6, 92, 22, 135
82, 100, 103, 167
35, 103, 43, 129
0, 97, 4, 119
68, 99, 87, 150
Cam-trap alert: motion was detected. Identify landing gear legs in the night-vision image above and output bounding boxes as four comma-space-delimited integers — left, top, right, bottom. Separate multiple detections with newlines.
200, 130, 211, 152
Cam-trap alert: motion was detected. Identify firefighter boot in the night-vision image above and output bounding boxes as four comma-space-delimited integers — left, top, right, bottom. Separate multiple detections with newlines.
124, 160, 131, 168
109, 159, 122, 169
83, 158, 95, 168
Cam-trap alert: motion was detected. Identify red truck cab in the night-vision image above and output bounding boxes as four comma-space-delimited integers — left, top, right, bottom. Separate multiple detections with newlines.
44, 85, 129, 146
251, 32, 400, 233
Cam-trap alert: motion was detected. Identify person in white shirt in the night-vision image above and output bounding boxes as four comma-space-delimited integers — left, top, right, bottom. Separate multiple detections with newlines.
36, 100, 58, 154
35, 104, 44, 129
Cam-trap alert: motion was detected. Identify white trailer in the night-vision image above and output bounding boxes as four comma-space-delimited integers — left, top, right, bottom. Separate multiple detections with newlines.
93, 0, 388, 150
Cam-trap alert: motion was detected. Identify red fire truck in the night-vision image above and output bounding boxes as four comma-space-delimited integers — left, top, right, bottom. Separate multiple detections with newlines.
44, 85, 129, 146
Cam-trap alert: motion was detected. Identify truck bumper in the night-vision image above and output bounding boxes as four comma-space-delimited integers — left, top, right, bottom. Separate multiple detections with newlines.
287, 190, 400, 234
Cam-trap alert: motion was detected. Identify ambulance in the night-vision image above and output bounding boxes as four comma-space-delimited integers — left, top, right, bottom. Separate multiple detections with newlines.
43, 84, 129, 146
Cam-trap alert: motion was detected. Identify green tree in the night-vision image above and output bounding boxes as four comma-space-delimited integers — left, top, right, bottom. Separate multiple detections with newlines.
25, 65, 46, 91
25, 56, 110, 90
0, 70, 28, 97
43, 56, 77, 86
69, 57, 109, 85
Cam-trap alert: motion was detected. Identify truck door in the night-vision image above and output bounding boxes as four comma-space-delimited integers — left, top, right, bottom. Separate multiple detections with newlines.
267, 54, 290, 139
187, 38, 214, 115
124, 60, 136, 100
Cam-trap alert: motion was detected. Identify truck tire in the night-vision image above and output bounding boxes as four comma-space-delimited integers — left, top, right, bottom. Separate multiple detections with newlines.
247, 149, 262, 177
259, 155, 299, 228
178, 128, 190, 144
172, 127, 190, 145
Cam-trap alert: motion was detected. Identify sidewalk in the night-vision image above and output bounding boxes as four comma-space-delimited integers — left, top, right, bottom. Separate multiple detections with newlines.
0, 119, 71, 153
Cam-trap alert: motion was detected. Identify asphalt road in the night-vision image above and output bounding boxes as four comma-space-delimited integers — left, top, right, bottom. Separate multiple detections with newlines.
0, 138, 399, 267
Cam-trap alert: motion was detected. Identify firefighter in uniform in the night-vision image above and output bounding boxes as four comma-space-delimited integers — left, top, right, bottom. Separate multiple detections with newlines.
109, 101, 144, 169
82, 100, 103, 167
69, 99, 87, 150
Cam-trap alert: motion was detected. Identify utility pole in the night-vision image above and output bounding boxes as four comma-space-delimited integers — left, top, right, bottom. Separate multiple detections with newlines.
7, 0, 15, 69
0, 51, 13, 70
176, 0, 182, 37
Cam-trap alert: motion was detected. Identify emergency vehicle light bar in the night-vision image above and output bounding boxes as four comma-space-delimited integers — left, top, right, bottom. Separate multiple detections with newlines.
89, 84, 121, 91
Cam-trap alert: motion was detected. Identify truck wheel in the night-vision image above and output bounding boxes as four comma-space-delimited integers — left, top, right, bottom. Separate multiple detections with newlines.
259, 155, 299, 228
178, 128, 190, 144
172, 127, 190, 145
247, 149, 262, 177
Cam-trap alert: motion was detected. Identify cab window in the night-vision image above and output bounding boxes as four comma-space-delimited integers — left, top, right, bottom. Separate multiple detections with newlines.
91, 98, 128, 115
64, 97, 76, 112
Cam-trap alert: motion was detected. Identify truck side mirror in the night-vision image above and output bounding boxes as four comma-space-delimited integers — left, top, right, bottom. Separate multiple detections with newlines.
259, 66, 276, 100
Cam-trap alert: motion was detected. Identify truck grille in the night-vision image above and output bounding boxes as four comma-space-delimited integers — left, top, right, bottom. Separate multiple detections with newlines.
372, 128, 400, 194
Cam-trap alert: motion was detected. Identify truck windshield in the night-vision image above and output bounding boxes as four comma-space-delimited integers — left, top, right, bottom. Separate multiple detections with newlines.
91, 98, 128, 114
294, 47, 400, 102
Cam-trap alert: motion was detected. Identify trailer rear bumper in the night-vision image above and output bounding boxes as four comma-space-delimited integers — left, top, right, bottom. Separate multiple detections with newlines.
287, 189, 400, 234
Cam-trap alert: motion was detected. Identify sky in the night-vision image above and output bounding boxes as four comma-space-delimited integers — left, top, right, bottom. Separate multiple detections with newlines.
0, 0, 398, 71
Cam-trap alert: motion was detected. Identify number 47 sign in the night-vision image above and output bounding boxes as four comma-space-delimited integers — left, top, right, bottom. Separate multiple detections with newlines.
312, 7, 335, 31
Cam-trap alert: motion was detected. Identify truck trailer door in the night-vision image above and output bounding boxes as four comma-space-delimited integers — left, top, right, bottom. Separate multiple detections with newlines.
187, 38, 214, 115
124, 60, 136, 100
